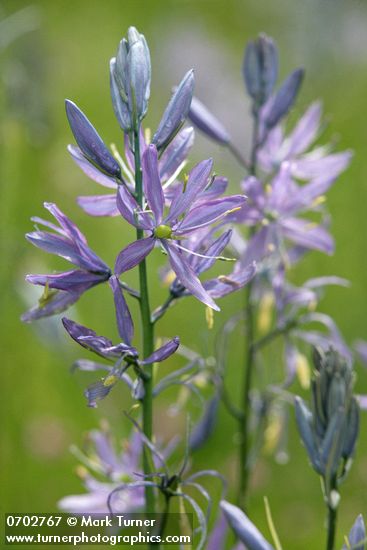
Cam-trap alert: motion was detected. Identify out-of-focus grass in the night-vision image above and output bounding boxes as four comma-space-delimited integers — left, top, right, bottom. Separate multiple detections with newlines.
1, 0, 367, 548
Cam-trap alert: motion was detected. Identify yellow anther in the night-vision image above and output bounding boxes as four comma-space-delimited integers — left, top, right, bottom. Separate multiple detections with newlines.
38, 281, 58, 307
144, 127, 151, 144
103, 375, 118, 387
163, 269, 176, 286
206, 306, 214, 330
75, 465, 88, 479
257, 292, 274, 334
296, 353, 311, 390
312, 195, 326, 207
264, 414, 282, 455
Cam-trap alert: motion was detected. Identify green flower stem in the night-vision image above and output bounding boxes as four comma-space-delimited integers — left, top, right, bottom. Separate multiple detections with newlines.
238, 107, 260, 510
326, 475, 338, 550
133, 128, 155, 516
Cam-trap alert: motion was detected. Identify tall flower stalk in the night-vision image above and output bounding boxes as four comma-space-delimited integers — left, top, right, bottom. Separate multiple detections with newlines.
189, 32, 352, 511
22, 25, 250, 546
133, 127, 155, 513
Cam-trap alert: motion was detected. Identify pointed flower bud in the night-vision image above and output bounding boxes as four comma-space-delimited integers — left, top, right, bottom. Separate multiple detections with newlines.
264, 68, 304, 129
152, 69, 195, 149
112, 26, 151, 130
188, 96, 231, 144
220, 500, 274, 550
343, 515, 366, 550
65, 100, 121, 178
243, 34, 278, 106
295, 348, 360, 487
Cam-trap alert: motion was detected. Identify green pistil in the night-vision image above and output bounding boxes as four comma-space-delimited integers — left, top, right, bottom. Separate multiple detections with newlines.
154, 224, 172, 239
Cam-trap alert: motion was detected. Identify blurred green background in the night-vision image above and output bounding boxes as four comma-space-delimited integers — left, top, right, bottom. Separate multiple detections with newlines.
1, 0, 367, 548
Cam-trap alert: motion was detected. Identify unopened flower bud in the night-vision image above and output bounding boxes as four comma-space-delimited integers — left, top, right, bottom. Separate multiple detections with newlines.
243, 34, 278, 106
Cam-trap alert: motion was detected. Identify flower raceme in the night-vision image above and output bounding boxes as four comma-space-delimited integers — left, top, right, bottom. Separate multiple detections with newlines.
114, 144, 247, 310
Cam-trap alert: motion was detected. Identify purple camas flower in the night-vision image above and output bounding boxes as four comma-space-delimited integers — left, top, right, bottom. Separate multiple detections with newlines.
58, 429, 145, 514
114, 144, 246, 310
236, 167, 339, 263
63, 317, 179, 407
22, 202, 111, 321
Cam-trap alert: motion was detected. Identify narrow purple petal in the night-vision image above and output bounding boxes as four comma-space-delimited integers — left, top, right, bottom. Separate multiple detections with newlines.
21, 290, 80, 322
62, 317, 114, 356
26, 231, 88, 269
109, 275, 134, 345
164, 242, 219, 311
280, 218, 334, 254
292, 151, 352, 180
114, 237, 155, 276
165, 158, 213, 223
85, 380, 116, 408
68, 145, 119, 189
203, 261, 256, 299
142, 144, 164, 224
285, 101, 322, 157
117, 185, 154, 230
43, 202, 87, 245
188, 96, 231, 144
65, 100, 121, 178
159, 127, 195, 182
199, 176, 228, 202
192, 229, 233, 274
141, 337, 180, 364
305, 276, 350, 289
77, 194, 119, 217
176, 195, 246, 234
26, 270, 107, 292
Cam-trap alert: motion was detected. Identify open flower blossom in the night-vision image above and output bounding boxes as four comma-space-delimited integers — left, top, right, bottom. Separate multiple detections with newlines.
22, 203, 112, 321
258, 101, 353, 180
63, 317, 179, 407
114, 144, 246, 310
236, 166, 340, 264
58, 429, 145, 514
